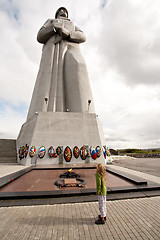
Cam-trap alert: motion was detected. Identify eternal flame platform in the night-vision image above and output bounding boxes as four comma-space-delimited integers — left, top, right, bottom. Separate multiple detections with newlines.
0, 162, 160, 206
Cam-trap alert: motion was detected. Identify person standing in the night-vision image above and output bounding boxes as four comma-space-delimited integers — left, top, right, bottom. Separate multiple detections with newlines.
95, 163, 107, 224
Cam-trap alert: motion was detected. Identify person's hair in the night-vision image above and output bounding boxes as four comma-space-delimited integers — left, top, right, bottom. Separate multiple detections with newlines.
96, 163, 106, 184
55, 7, 68, 18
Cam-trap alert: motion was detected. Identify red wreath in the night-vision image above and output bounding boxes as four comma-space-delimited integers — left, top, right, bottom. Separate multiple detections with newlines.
73, 146, 79, 158
64, 146, 72, 162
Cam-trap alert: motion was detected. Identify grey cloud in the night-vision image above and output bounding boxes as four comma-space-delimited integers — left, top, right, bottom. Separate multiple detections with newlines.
105, 136, 130, 142
98, 0, 160, 86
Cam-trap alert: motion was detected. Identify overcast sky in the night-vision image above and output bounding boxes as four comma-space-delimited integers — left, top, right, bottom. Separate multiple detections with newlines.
0, 0, 160, 149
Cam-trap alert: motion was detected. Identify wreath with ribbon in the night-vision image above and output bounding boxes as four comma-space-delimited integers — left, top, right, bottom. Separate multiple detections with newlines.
64, 146, 72, 162
56, 146, 62, 155
29, 146, 36, 157
80, 146, 88, 160
73, 146, 80, 158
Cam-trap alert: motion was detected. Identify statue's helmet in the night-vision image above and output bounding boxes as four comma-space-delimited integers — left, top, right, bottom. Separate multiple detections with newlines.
55, 7, 68, 18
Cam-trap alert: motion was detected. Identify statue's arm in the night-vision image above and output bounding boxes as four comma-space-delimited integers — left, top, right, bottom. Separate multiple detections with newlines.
69, 26, 86, 43
37, 19, 56, 44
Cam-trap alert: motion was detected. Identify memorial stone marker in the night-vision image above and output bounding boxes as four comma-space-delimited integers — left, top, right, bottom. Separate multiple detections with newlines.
17, 7, 106, 165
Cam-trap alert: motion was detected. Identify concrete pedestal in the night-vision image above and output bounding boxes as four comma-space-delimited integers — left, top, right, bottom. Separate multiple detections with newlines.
17, 112, 106, 165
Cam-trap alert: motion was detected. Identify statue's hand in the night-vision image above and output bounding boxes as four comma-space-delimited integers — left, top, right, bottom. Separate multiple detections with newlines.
54, 21, 62, 31
61, 27, 69, 38
55, 26, 69, 39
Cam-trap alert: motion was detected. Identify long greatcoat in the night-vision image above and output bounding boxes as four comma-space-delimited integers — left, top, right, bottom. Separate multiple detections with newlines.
27, 16, 95, 120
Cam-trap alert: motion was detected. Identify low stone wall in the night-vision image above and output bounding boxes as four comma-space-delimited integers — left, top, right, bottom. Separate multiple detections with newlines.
0, 139, 17, 163
125, 153, 160, 158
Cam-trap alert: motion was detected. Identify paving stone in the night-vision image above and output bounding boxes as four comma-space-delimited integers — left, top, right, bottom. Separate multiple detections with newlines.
0, 196, 160, 239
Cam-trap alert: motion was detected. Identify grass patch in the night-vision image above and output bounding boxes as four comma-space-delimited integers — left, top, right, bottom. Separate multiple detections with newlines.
118, 149, 160, 155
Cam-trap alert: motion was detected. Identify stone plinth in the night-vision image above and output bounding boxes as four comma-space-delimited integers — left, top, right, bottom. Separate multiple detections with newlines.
17, 112, 106, 165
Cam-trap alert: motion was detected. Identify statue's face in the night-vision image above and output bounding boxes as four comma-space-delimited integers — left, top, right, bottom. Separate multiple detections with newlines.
57, 8, 68, 18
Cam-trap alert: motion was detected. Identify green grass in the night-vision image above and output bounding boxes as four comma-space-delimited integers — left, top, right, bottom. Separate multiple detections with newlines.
118, 148, 160, 155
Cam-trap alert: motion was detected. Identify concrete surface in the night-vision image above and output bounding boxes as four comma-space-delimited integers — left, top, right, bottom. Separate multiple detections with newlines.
112, 157, 160, 177
0, 196, 159, 239
0, 159, 160, 239
0, 164, 29, 178
17, 112, 106, 166
109, 164, 160, 184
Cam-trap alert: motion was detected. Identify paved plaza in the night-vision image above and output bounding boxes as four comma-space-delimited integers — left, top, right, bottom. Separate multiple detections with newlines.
112, 157, 160, 178
0, 158, 160, 239
0, 196, 159, 240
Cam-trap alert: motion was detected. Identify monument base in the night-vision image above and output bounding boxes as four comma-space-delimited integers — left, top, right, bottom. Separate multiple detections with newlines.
17, 112, 106, 165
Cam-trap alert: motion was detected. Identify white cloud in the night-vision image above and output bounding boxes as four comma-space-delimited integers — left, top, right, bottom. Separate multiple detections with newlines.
0, 104, 26, 139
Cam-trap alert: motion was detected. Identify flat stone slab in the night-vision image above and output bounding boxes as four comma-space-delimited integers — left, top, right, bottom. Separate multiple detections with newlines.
107, 166, 148, 185
0, 167, 135, 193
0, 164, 159, 203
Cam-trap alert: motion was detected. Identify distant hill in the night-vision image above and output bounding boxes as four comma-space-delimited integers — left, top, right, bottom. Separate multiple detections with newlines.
117, 148, 160, 158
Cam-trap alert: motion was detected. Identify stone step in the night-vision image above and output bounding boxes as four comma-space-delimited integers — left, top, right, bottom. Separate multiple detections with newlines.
111, 155, 135, 161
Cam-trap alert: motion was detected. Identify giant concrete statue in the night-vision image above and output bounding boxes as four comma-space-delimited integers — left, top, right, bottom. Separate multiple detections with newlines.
27, 7, 95, 120
17, 7, 106, 165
